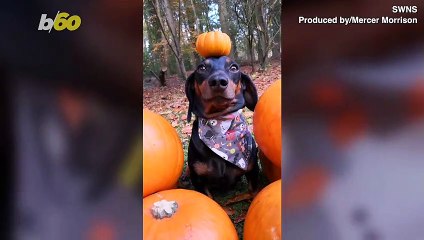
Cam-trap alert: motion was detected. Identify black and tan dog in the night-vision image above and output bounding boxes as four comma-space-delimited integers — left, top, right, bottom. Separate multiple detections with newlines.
185, 56, 259, 199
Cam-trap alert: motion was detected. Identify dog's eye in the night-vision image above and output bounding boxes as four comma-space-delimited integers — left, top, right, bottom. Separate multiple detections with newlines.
229, 65, 238, 72
198, 65, 206, 72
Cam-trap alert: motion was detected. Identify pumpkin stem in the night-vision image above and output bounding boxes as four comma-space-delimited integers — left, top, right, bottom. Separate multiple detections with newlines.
151, 199, 178, 219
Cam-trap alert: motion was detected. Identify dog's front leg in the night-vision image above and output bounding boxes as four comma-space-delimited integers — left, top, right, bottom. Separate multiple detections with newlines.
246, 149, 260, 196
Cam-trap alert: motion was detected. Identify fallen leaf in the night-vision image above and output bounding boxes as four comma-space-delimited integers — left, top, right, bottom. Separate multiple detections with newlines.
233, 212, 247, 224
171, 121, 178, 127
223, 207, 236, 216
182, 126, 192, 134
224, 193, 254, 206
159, 110, 171, 115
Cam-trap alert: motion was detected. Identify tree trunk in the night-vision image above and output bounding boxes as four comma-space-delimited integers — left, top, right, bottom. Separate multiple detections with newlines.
272, 29, 281, 59
180, 5, 196, 69
271, 13, 281, 59
257, 38, 265, 70
160, 31, 169, 83
255, 0, 268, 70
159, 67, 167, 86
204, 0, 212, 31
218, 0, 238, 59
144, 0, 163, 75
153, 0, 187, 79
218, 0, 230, 34
229, 27, 238, 60
177, 57, 187, 79
162, 0, 178, 46
189, 0, 200, 33
247, 0, 256, 72
249, 0, 255, 72
248, 31, 255, 73
249, 43, 255, 73
184, 0, 201, 64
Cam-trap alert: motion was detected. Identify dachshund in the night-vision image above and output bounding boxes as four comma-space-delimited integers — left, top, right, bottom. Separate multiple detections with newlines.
185, 56, 260, 199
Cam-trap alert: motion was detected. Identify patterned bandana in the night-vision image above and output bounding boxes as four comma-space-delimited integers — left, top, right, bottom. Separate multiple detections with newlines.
198, 109, 253, 170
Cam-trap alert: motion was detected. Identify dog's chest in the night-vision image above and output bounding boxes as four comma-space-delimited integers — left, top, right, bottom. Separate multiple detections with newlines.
197, 110, 253, 170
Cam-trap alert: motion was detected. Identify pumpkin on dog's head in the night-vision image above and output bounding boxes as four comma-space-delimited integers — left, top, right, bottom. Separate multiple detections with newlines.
196, 31, 232, 58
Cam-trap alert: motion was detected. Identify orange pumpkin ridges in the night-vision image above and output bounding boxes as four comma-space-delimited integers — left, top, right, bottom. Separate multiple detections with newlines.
196, 33, 207, 58
195, 31, 232, 58
253, 79, 282, 168
244, 180, 281, 240
143, 189, 238, 240
142, 109, 184, 197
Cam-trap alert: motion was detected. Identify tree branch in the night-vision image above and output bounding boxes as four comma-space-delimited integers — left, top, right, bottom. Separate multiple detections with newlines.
160, 0, 181, 55
150, 0, 179, 58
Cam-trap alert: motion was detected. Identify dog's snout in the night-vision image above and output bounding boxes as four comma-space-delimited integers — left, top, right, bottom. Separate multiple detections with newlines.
219, 79, 229, 87
208, 78, 228, 89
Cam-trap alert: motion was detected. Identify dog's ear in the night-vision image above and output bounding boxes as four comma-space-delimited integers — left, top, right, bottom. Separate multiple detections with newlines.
241, 73, 258, 111
185, 72, 196, 122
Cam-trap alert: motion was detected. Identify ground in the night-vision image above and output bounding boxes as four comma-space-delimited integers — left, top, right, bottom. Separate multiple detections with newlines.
143, 60, 281, 239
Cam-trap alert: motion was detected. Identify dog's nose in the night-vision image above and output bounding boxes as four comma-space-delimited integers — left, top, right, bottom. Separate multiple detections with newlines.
208, 78, 228, 89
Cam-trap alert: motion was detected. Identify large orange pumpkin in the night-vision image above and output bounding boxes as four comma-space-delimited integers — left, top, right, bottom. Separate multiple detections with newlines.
143, 109, 184, 197
196, 31, 231, 58
244, 179, 281, 240
143, 189, 238, 240
253, 79, 282, 167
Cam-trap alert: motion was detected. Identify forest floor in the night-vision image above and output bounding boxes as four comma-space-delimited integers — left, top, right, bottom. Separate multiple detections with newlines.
143, 59, 281, 239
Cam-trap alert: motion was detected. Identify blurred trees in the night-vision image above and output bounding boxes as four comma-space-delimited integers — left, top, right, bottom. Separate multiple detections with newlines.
143, 0, 281, 84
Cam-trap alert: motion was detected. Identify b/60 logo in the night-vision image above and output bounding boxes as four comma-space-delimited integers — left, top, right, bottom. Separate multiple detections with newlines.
38, 11, 81, 32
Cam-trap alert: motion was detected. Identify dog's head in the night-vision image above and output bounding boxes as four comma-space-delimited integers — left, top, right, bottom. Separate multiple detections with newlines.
185, 56, 258, 121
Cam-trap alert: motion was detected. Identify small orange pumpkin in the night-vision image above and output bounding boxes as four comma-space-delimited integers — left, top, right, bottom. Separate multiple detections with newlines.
143, 189, 238, 240
244, 180, 281, 240
253, 79, 282, 167
196, 31, 231, 58
143, 109, 184, 197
